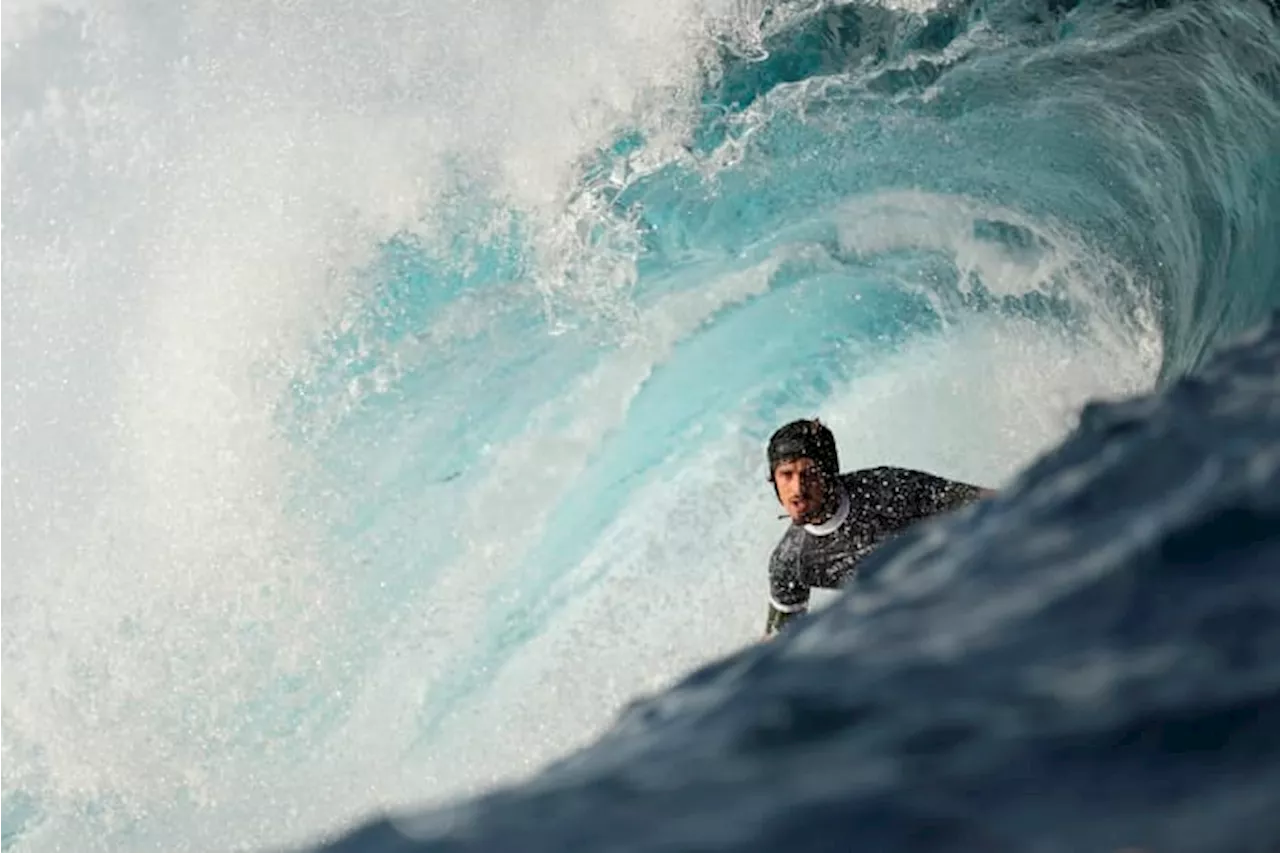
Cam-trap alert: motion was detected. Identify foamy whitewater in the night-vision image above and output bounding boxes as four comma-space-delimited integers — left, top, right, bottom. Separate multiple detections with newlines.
3, 0, 1278, 851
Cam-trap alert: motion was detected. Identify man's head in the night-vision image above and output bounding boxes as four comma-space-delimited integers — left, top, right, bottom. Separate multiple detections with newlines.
767, 419, 840, 524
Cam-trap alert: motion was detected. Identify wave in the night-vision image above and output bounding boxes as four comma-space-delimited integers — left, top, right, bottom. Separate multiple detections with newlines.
3, 0, 1278, 851
307, 307, 1280, 853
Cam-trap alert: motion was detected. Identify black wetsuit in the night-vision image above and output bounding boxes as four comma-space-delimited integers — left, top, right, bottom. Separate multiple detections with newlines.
766, 467, 986, 634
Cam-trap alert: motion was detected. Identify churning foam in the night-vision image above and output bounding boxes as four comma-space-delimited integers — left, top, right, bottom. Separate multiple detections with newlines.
4, 6, 1165, 853
2, 0, 742, 850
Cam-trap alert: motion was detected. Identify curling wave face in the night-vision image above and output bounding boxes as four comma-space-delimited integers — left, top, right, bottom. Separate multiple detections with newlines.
3, 0, 1278, 851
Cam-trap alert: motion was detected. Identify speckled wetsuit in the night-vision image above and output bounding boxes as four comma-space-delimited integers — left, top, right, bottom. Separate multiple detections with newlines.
766, 467, 985, 633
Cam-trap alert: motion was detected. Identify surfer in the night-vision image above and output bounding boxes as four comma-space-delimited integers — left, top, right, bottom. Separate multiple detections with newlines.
763, 418, 995, 639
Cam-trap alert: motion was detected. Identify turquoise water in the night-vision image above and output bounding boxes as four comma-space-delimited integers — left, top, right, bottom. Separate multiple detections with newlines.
3, 0, 1277, 850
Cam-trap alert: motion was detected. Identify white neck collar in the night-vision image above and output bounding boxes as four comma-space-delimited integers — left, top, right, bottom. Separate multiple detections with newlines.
804, 485, 849, 536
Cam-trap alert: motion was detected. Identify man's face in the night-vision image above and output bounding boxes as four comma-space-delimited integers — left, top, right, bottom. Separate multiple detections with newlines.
773, 457, 827, 524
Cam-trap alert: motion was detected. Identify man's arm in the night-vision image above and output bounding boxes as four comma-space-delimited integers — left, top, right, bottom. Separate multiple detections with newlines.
764, 547, 810, 640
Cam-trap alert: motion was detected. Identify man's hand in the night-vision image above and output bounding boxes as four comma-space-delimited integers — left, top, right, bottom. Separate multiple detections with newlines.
764, 603, 805, 638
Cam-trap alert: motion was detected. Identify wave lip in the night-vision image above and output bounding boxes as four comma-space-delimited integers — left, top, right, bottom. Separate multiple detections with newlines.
304, 311, 1280, 853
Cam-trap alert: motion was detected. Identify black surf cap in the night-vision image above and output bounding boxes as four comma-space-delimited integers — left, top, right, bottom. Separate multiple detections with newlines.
767, 418, 840, 481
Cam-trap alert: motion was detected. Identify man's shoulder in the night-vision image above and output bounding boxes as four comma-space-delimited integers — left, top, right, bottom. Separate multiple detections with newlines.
840, 466, 911, 483
836, 468, 884, 497
838, 466, 930, 493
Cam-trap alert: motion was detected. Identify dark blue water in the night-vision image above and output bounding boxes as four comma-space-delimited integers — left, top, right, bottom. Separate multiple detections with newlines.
5, 0, 1279, 850
291, 0, 1280, 850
